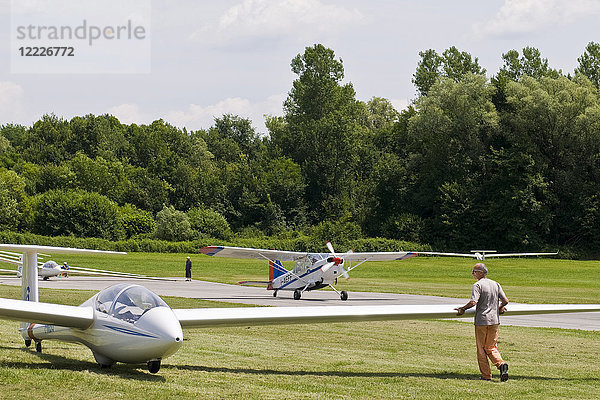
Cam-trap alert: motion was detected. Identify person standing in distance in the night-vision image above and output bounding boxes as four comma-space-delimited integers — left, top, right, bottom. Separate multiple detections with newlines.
185, 256, 192, 281
455, 263, 509, 381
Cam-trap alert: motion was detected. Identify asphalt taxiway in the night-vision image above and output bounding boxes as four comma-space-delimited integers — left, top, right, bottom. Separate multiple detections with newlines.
1, 275, 599, 331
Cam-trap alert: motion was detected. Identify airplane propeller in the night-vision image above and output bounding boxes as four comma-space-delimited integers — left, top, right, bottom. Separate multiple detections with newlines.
325, 241, 350, 279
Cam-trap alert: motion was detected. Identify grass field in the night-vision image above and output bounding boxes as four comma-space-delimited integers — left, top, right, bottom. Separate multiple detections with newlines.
0, 251, 599, 399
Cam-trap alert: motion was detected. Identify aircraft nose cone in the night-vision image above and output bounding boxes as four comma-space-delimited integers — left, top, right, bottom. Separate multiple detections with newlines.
136, 307, 183, 359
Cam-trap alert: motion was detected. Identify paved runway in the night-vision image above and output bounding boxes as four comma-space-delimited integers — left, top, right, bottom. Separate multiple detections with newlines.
1, 275, 599, 331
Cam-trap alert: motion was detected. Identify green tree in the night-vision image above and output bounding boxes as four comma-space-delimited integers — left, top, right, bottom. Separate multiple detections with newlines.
441, 46, 486, 82
273, 44, 364, 221
68, 153, 131, 203
413, 47, 485, 96
413, 49, 442, 97
0, 169, 26, 231
498, 47, 560, 81
408, 74, 498, 245
502, 76, 600, 246
575, 41, 600, 88
23, 115, 72, 164
31, 190, 122, 239
69, 114, 128, 160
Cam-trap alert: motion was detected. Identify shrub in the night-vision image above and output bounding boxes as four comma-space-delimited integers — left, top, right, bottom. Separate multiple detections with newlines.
310, 217, 362, 248
119, 203, 156, 238
31, 189, 122, 239
187, 207, 232, 240
155, 205, 194, 242
0, 169, 26, 231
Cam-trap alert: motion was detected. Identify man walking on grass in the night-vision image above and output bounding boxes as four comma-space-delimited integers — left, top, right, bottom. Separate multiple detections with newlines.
455, 263, 509, 381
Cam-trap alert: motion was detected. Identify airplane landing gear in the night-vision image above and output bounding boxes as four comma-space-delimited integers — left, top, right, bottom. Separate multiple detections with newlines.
35, 341, 42, 353
147, 360, 161, 374
340, 291, 348, 301
273, 290, 278, 297
293, 289, 301, 300
24, 339, 31, 347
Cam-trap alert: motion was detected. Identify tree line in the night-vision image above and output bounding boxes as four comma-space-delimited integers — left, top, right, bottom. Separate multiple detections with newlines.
2, 42, 600, 255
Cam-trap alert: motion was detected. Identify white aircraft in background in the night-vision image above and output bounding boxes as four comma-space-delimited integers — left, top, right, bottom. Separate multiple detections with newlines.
0, 244, 598, 374
0, 250, 168, 281
199, 244, 557, 300
420, 250, 559, 261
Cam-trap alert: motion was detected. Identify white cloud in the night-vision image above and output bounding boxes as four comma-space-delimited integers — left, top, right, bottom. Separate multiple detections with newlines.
191, 0, 364, 46
475, 0, 600, 38
106, 103, 148, 126
390, 98, 410, 112
107, 93, 286, 133
166, 93, 285, 132
0, 81, 26, 124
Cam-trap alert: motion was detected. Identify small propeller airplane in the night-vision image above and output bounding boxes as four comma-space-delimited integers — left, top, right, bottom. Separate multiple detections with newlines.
0, 250, 170, 281
199, 243, 558, 300
200, 242, 419, 300
2, 243, 596, 375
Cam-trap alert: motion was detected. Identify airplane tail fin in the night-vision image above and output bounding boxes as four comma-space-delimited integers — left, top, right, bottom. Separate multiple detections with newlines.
269, 260, 286, 281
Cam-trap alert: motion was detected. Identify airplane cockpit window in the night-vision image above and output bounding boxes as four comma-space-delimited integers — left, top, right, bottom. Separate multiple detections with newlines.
95, 284, 168, 323
110, 285, 168, 323
294, 255, 313, 274
96, 283, 128, 314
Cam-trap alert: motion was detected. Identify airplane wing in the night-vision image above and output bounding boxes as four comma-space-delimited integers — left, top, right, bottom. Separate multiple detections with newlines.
417, 251, 559, 259
173, 303, 600, 329
60, 268, 176, 281
0, 268, 18, 274
237, 280, 272, 285
0, 256, 22, 265
418, 252, 475, 258
343, 252, 417, 262
200, 246, 308, 261
0, 297, 94, 329
200, 246, 420, 262
485, 252, 559, 258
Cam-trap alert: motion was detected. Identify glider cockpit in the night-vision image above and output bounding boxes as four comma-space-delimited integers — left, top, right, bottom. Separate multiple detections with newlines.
91, 284, 169, 324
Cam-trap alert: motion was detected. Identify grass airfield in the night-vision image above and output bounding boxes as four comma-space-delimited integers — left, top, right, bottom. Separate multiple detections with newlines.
0, 252, 599, 399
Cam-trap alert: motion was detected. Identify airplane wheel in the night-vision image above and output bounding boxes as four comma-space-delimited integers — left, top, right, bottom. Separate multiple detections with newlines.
24, 339, 31, 347
147, 360, 161, 374
35, 341, 42, 353
43, 277, 49, 281
273, 290, 278, 297
293, 290, 301, 300
340, 291, 348, 301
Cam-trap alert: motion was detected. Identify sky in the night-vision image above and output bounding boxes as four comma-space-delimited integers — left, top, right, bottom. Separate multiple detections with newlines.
1, 0, 599, 134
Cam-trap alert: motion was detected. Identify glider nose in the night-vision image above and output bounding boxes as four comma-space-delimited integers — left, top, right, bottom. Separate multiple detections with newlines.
136, 307, 183, 359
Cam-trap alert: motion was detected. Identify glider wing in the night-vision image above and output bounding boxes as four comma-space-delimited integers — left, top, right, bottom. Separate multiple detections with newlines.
0, 297, 94, 329
173, 303, 600, 329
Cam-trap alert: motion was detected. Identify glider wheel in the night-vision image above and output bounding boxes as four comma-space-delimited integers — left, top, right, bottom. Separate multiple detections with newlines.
148, 360, 161, 374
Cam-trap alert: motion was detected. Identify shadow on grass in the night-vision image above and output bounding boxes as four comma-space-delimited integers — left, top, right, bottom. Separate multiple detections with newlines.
0, 346, 165, 382
170, 364, 599, 382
